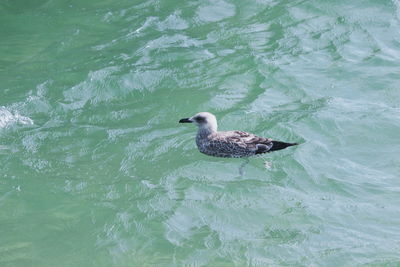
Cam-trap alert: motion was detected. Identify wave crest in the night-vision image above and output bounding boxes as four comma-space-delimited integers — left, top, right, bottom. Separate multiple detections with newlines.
0, 106, 33, 129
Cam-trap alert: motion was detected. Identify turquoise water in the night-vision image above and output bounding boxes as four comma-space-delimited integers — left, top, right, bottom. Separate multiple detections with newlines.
1, 0, 400, 265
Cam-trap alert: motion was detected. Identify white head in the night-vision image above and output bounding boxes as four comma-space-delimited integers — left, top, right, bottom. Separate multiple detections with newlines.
179, 112, 218, 132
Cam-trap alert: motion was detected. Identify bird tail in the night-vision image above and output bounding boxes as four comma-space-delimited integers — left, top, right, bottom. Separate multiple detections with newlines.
269, 141, 298, 152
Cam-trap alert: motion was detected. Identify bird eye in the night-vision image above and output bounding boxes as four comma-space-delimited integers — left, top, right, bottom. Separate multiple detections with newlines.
196, 116, 205, 123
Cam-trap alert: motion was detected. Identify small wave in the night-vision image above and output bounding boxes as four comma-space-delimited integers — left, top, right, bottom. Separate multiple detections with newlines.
0, 106, 33, 129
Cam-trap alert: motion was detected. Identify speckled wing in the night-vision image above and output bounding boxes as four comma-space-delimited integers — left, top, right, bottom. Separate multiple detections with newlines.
229, 131, 273, 152
209, 130, 273, 157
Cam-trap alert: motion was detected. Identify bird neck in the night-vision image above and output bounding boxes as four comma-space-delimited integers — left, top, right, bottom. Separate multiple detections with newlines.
197, 125, 216, 137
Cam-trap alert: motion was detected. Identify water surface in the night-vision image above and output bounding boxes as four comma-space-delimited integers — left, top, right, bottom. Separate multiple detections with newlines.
1, 0, 400, 266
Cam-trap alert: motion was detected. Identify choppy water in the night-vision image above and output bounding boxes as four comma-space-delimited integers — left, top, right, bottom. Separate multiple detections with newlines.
1, 0, 400, 266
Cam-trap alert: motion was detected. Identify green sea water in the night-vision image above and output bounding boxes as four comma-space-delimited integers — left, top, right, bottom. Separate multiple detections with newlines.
1, 0, 400, 266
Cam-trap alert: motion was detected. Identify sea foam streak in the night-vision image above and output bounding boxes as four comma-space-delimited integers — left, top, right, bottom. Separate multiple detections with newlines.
0, 106, 33, 129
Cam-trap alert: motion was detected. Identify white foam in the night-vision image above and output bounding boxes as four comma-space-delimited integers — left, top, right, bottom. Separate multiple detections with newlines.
0, 106, 33, 129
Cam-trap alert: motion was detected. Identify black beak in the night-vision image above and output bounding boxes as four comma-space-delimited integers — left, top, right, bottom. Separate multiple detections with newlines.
179, 118, 192, 123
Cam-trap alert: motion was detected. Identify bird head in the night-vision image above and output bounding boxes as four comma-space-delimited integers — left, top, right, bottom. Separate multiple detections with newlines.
179, 112, 218, 132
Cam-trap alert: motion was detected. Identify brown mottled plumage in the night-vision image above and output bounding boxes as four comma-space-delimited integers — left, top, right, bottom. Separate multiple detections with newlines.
179, 112, 297, 158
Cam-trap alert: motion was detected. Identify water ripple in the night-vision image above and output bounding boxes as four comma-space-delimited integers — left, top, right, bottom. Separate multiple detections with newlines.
0, 106, 33, 129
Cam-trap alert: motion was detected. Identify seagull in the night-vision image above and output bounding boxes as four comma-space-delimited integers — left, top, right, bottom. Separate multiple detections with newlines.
179, 112, 298, 158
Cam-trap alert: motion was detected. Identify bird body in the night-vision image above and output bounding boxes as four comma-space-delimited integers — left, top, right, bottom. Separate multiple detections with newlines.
179, 112, 297, 158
